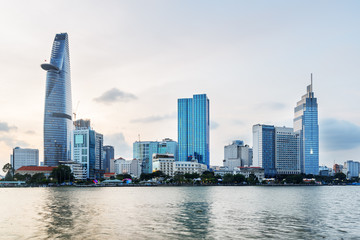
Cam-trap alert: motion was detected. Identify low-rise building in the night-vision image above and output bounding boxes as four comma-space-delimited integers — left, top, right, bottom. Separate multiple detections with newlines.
174, 160, 207, 175
15, 166, 56, 178
152, 153, 175, 176
215, 166, 265, 182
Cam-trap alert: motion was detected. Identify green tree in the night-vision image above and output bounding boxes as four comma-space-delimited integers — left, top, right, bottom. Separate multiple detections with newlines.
334, 172, 346, 181
173, 173, 185, 184
234, 174, 246, 183
223, 174, 234, 184
30, 173, 46, 184
3, 163, 14, 174
13, 173, 31, 182
51, 165, 74, 183
285, 174, 303, 184
247, 174, 259, 185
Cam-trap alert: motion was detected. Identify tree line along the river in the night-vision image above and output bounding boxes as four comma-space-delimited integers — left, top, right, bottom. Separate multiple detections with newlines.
1, 163, 356, 186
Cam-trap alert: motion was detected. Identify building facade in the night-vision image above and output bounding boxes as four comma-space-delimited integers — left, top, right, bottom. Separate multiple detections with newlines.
294, 78, 319, 175
15, 166, 56, 178
152, 154, 175, 176
174, 160, 207, 175
253, 124, 276, 177
178, 94, 210, 168
133, 139, 178, 174
41, 33, 73, 166
114, 158, 142, 178
223, 140, 253, 170
275, 127, 300, 175
343, 160, 360, 179
103, 145, 115, 173
72, 122, 104, 179
11, 147, 39, 170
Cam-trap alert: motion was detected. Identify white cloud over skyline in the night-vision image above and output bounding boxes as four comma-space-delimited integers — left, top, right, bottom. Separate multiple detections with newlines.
0, 0, 360, 172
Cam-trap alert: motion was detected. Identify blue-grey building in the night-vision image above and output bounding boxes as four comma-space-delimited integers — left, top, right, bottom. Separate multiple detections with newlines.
133, 138, 178, 173
103, 145, 115, 173
72, 120, 104, 179
294, 76, 319, 175
41, 33, 72, 166
178, 94, 210, 168
253, 124, 276, 177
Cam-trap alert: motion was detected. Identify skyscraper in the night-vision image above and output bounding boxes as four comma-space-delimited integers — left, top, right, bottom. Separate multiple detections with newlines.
274, 127, 300, 175
294, 76, 319, 175
253, 124, 276, 177
41, 33, 72, 166
72, 119, 104, 179
178, 94, 209, 168
103, 145, 115, 173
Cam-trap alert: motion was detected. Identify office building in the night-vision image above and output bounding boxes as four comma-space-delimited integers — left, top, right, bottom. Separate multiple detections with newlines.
41, 33, 73, 166
103, 145, 115, 173
72, 120, 104, 179
152, 153, 175, 176
223, 140, 253, 170
343, 160, 360, 179
178, 94, 210, 168
114, 158, 142, 178
294, 76, 319, 175
133, 138, 178, 174
11, 147, 39, 170
253, 124, 276, 177
275, 127, 300, 175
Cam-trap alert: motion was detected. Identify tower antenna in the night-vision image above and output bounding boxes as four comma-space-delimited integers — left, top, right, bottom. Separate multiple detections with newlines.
311, 73, 313, 92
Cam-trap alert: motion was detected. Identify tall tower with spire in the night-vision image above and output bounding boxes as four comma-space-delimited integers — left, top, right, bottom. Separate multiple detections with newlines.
41, 33, 73, 166
294, 74, 319, 175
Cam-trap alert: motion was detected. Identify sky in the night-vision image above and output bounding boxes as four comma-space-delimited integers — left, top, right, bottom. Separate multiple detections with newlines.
1, 0, 360, 173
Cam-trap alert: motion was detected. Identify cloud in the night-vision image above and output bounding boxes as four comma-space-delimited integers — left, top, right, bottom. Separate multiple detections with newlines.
25, 130, 36, 135
104, 133, 131, 158
0, 136, 29, 148
0, 122, 17, 132
321, 118, 360, 151
256, 102, 286, 110
94, 88, 137, 104
131, 113, 176, 123
210, 121, 219, 130
233, 120, 245, 125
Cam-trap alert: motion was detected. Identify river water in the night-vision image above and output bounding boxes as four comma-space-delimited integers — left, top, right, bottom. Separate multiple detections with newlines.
0, 186, 359, 239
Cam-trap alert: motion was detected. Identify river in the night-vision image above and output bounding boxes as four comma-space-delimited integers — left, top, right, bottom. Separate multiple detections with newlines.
0, 186, 359, 239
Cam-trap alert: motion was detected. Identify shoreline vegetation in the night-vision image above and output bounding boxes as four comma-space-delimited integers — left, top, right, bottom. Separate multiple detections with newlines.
2, 163, 359, 188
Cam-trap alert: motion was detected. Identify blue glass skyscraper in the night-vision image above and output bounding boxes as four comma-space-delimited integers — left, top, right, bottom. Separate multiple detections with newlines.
294, 76, 319, 175
178, 94, 209, 168
41, 33, 72, 166
253, 124, 276, 177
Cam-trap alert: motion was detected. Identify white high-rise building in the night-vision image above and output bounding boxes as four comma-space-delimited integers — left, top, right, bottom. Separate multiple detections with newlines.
275, 127, 300, 175
114, 158, 142, 178
343, 160, 360, 179
223, 140, 253, 170
11, 147, 39, 170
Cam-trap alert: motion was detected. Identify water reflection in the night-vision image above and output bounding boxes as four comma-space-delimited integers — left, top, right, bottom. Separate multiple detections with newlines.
172, 188, 212, 239
36, 188, 102, 239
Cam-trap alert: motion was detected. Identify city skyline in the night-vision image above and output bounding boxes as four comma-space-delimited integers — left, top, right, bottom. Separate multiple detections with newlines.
1, 1, 360, 171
